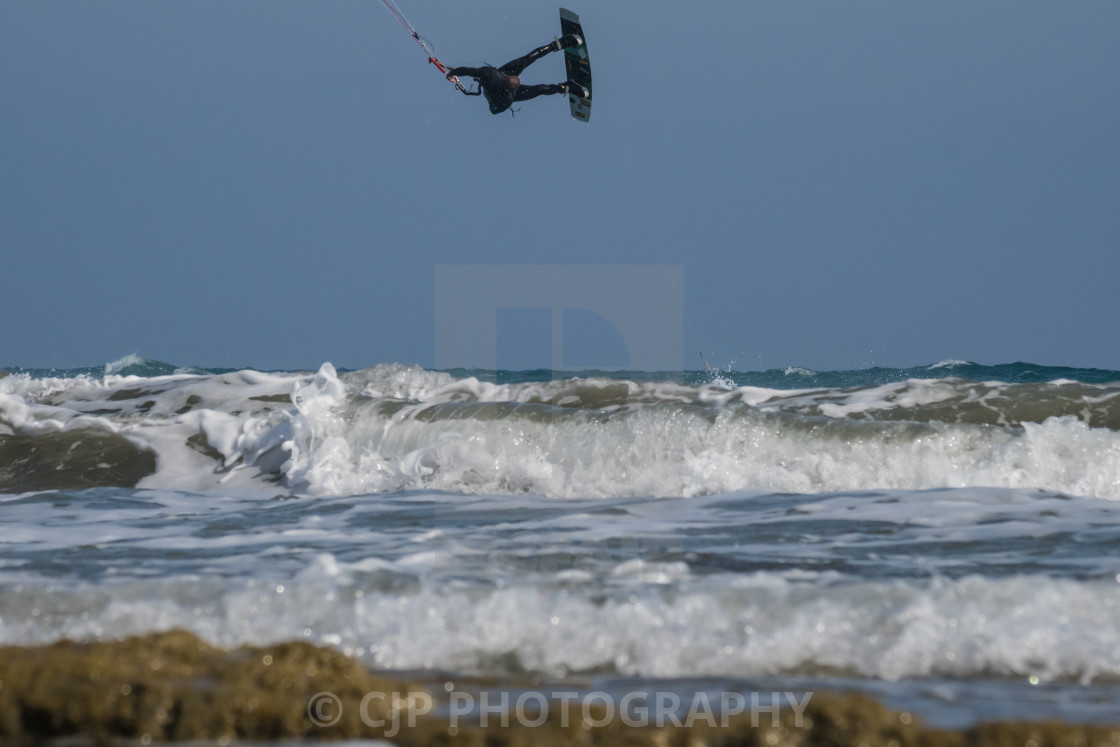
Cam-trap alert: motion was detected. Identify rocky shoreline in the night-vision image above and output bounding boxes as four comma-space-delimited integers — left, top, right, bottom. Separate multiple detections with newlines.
2, 631, 1118, 746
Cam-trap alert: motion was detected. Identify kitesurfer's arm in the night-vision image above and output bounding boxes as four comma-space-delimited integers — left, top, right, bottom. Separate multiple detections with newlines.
445, 66, 483, 95
446, 66, 483, 78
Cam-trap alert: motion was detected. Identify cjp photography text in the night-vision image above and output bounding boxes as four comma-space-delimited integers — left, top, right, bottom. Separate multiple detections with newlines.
308, 688, 815, 738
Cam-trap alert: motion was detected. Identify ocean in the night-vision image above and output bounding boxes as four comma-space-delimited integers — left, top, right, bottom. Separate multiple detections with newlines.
2, 355, 1119, 739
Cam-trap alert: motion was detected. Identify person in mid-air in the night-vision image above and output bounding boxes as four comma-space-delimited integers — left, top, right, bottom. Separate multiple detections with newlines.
445, 34, 589, 115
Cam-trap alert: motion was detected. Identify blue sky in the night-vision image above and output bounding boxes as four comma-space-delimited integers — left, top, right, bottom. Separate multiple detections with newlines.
3, 1, 1119, 372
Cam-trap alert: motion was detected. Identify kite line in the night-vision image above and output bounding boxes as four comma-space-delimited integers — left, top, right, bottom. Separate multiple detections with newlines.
378, 0, 470, 94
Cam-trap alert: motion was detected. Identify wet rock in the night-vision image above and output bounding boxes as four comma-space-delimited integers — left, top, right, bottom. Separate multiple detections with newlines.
0, 430, 157, 492
2, 632, 1118, 746
0, 631, 409, 742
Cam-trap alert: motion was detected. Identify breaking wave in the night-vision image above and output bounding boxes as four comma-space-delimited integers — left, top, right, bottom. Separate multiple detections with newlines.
2, 361, 1119, 499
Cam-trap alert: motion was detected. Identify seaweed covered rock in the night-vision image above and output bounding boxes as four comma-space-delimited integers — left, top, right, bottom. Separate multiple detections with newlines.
0, 630, 409, 742
2, 632, 1119, 746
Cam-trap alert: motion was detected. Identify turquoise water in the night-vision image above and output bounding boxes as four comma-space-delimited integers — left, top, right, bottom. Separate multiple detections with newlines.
8, 357, 1120, 387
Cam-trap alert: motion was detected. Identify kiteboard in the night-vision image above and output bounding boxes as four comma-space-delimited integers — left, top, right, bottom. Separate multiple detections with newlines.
560, 8, 592, 122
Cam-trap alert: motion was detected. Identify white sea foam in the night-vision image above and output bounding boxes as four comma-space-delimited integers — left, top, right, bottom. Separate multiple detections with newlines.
264, 366, 1120, 499
3, 364, 1120, 500
105, 353, 148, 375
2, 479, 1118, 687
3, 567, 1118, 683
5, 362, 1120, 727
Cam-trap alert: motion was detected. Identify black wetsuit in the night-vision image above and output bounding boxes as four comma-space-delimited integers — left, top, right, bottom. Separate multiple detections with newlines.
448, 42, 566, 115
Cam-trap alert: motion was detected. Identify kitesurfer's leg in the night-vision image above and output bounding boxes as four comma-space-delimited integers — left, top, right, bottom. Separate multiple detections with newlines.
498, 35, 579, 76
498, 43, 556, 76
512, 83, 565, 102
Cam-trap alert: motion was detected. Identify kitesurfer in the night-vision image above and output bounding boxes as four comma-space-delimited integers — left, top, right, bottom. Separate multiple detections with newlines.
445, 34, 589, 115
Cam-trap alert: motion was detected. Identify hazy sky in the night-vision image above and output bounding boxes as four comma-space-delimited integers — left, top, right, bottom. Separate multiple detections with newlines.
3, 1, 1119, 372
